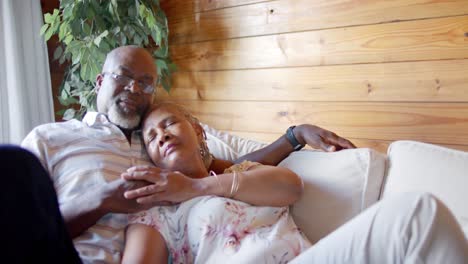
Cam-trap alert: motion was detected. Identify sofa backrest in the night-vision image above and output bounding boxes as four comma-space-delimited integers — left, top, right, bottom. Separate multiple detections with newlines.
278, 149, 386, 243
204, 124, 387, 243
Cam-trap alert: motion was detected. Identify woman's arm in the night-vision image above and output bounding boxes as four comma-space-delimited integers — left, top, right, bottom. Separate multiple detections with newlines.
235, 124, 356, 165
123, 165, 303, 207
197, 165, 303, 207
122, 223, 168, 264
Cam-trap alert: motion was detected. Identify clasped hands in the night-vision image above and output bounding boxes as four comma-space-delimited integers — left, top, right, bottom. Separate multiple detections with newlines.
121, 166, 199, 206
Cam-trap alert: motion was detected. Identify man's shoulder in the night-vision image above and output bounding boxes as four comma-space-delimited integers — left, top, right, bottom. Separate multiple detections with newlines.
24, 119, 84, 143
30, 119, 82, 134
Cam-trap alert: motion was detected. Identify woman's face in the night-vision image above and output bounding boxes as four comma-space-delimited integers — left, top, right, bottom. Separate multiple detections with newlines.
142, 105, 203, 171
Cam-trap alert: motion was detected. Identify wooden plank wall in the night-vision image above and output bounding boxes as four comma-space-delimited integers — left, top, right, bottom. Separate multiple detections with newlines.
159, 0, 468, 153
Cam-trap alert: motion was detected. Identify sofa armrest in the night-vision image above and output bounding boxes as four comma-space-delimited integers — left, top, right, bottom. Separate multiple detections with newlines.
383, 140, 468, 238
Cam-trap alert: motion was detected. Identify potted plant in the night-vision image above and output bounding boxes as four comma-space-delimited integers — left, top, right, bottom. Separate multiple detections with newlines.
41, 0, 175, 119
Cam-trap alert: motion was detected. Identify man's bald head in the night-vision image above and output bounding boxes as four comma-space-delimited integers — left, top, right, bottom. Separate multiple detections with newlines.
102, 45, 156, 74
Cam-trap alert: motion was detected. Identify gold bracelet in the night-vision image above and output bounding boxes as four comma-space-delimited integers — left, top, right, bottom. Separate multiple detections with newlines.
209, 170, 224, 196
229, 171, 243, 198
232, 171, 242, 198
229, 171, 237, 198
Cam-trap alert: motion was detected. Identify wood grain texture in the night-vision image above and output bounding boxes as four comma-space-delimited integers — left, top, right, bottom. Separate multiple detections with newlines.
164, 0, 468, 44
161, 0, 271, 14
224, 130, 391, 153
170, 16, 468, 71
174, 101, 468, 145
220, 131, 468, 153
158, 59, 468, 102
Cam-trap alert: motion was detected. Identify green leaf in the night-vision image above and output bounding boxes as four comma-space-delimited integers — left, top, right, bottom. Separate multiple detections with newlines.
53, 46, 63, 60
154, 45, 168, 57
63, 5, 73, 19
99, 40, 111, 51
59, 54, 67, 64
112, 26, 121, 35
58, 89, 79, 106
63, 108, 76, 120
64, 82, 71, 93
56, 108, 67, 116
168, 62, 178, 73
128, 4, 136, 17
120, 33, 127, 45
80, 64, 89, 82
64, 35, 73, 45
138, 4, 148, 18
94, 36, 102, 47
94, 30, 109, 46
44, 27, 55, 41
161, 76, 170, 93
134, 34, 142, 45
58, 23, 69, 41
127, 27, 135, 39
72, 51, 81, 65
70, 20, 81, 35
52, 9, 60, 20
40, 24, 49, 36
155, 59, 168, 70
82, 22, 91, 35
44, 13, 54, 24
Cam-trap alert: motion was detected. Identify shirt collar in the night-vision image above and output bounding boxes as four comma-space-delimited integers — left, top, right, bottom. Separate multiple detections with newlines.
82, 111, 143, 136
82, 112, 111, 127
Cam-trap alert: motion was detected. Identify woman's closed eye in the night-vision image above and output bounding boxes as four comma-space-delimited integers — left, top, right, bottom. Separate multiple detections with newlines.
146, 133, 156, 143
165, 120, 178, 128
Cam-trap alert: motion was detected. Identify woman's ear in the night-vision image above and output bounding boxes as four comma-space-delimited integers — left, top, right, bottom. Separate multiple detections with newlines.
192, 122, 205, 141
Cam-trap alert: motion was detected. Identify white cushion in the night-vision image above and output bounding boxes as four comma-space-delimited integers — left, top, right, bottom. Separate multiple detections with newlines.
279, 149, 386, 243
383, 140, 468, 238
202, 124, 387, 243
202, 124, 267, 161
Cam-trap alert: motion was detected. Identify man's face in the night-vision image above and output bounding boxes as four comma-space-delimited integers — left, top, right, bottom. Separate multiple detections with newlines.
95, 48, 157, 130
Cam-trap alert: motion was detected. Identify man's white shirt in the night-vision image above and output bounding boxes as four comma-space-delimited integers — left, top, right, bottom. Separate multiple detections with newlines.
22, 112, 152, 263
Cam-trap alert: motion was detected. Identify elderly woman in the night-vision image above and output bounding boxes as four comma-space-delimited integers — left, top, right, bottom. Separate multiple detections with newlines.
122, 103, 468, 264
121, 102, 311, 263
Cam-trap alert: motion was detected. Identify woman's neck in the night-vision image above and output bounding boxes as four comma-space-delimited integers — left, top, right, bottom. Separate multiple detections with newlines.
183, 158, 209, 179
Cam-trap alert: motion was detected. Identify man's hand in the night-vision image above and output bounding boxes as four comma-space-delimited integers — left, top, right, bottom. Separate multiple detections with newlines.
61, 178, 154, 238
121, 166, 199, 205
98, 178, 153, 214
294, 124, 356, 151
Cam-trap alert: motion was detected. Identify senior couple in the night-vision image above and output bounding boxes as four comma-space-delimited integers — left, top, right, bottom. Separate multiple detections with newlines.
3, 46, 466, 263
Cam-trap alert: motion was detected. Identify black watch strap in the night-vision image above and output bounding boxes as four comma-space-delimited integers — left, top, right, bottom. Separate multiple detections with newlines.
286, 126, 305, 151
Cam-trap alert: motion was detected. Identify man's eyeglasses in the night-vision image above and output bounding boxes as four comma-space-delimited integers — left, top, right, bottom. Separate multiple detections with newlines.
103, 72, 159, 94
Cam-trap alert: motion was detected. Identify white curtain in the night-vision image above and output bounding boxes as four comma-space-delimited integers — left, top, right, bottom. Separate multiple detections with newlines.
0, 0, 54, 144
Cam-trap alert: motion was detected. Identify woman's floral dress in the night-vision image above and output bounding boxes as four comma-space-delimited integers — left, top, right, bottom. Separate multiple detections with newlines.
128, 161, 311, 264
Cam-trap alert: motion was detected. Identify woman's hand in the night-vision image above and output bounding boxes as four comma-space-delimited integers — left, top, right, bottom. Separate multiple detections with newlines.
294, 124, 356, 151
121, 166, 199, 205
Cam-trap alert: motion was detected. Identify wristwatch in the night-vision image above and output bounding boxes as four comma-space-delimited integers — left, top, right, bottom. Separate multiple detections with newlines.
286, 126, 305, 151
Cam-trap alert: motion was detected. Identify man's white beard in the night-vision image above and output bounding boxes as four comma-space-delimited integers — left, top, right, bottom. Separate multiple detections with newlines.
107, 103, 141, 130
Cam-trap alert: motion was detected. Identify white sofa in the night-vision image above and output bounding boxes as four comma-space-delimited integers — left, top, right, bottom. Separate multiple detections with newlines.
203, 125, 468, 243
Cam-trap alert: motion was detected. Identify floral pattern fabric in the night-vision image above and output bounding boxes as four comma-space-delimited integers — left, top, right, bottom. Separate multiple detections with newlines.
128, 161, 311, 264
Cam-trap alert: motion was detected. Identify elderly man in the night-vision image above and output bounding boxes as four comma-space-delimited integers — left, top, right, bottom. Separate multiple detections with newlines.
20, 45, 354, 263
